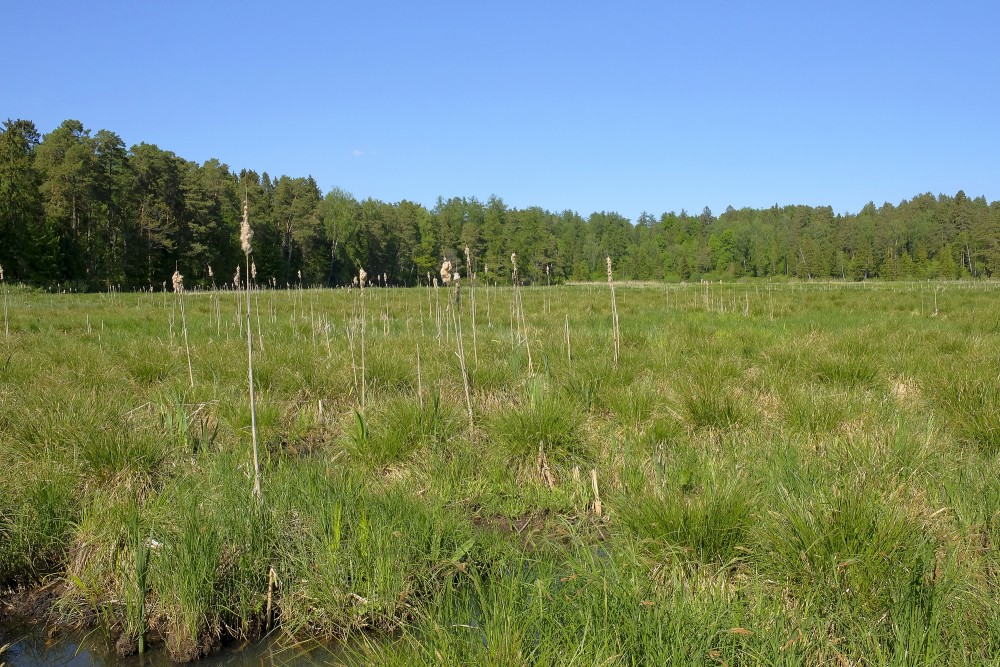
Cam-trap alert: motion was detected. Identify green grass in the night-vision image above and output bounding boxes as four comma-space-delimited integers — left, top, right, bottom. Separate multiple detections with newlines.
2, 280, 1000, 664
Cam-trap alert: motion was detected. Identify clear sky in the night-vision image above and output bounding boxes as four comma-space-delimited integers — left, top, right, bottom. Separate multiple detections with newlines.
4, 0, 998, 220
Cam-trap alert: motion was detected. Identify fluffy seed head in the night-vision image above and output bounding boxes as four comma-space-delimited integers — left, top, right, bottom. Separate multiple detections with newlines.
207, 264, 213, 279
172, 270, 184, 293
433, 277, 439, 288
0, 264, 4, 281
359, 267, 367, 289
234, 265, 240, 288
440, 258, 453, 285
251, 262, 257, 280
510, 252, 517, 267
240, 201, 253, 255
606, 256, 613, 283
383, 272, 387, 285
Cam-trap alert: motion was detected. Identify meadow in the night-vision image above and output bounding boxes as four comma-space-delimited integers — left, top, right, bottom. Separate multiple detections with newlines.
1, 279, 1000, 665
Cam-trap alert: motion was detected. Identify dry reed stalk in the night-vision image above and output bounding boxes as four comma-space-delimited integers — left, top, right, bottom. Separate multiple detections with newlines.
2, 265, 7, 338
441, 258, 453, 345
565, 312, 571, 364
484, 263, 492, 328
265, 565, 277, 631
235, 266, 244, 337
511, 253, 533, 373
419, 276, 426, 336
172, 270, 194, 388
383, 272, 389, 336
607, 257, 620, 365
168, 304, 175, 347
465, 246, 478, 365
359, 267, 368, 411
434, 277, 442, 342
591, 468, 602, 517
346, 318, 359, 401
416, 342, 424, 410
426, 271, 432, 322
252, 262, 265, 352
545, 264, 550, 314
447, 268, 474, 428
538, 442, 555, 490
241, 199, 262, 502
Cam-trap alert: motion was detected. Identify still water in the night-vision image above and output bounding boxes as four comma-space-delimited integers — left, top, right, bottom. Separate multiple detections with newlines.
0, 623, 361, 666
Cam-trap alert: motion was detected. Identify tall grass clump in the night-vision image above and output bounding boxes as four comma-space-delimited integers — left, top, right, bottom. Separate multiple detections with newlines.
272, 462, 476, 640
616, 476, 754, 565
935, 375, 1000, 455
155, 494, 224, 662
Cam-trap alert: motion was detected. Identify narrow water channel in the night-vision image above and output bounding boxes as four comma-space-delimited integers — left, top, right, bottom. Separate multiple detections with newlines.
0, 622, 359, 666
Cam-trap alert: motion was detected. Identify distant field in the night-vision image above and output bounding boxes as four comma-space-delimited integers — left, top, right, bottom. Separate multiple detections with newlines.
2, 280, 1000, 664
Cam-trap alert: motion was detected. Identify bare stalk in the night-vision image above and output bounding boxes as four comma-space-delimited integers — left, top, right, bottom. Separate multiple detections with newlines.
172, 270, 194, 388
465, 246, 478, 365
511, 253, 533, 373
359, 267, 368, 411
450, 275, 474, 429
417, 342, 424, 410
607, 257, 620, 365
2, 267, 8, 339
241, 201, 262, 502
565, 312, 572, 364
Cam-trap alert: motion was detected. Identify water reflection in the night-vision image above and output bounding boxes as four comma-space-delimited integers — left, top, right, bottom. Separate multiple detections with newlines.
0, 623, 357, 666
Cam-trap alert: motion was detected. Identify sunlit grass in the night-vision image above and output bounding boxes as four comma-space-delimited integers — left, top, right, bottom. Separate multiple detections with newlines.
1, 280, 1000, 663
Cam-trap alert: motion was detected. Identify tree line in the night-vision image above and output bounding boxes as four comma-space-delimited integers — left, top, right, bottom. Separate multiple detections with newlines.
2, 118, 999, 291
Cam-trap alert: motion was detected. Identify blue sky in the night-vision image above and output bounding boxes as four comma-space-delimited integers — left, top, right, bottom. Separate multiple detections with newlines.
4, 0, 998, 220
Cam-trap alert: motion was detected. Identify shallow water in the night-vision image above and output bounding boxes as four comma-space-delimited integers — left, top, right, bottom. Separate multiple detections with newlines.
0, 622, 358, 666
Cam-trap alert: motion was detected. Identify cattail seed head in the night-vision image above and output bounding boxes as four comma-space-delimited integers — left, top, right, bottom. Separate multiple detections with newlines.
510, 252, 517, 267
240, 201, 253, 255
0, 264, 5, 281
208, 264, 214, 279
433, 277, 439, 289
606, 256, 613, 283
172, 270, 184, 293
234, 265, 241, 289
440, 258, 453, 285
359, 267, 367, 290
251, 262, 257, 281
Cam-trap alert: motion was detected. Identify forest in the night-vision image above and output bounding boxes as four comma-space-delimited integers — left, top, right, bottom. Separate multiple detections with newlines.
2, 118, 999, 291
